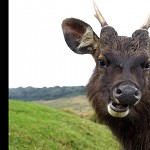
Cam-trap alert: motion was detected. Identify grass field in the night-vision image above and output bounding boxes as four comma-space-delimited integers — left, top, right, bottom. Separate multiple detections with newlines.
33, 96, 94, 119
9, 100, 121, 150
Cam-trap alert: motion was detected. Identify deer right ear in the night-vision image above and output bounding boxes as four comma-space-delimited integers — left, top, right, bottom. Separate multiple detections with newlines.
132, 29, 149, 50
62, 18, 99, 55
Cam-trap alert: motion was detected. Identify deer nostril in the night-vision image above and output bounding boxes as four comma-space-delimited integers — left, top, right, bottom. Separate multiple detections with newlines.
116, 88, 122, 95
134, 90, 141, 100
135, 90, 139, 96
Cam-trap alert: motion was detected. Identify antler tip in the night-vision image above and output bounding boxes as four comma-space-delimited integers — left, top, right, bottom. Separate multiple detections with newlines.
93, 0, 108, 27
141, 14, 150, 30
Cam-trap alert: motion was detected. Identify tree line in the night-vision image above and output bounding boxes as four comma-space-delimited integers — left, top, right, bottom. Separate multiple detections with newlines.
9, 86, 86, 101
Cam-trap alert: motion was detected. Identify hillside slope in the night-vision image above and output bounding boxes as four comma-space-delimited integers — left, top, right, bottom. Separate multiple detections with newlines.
33, 96, 94, 118
9, 101, 121, 150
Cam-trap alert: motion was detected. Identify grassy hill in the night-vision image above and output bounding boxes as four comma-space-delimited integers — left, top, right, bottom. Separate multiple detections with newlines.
9, 100, 121, 150
33, 96, 94, 118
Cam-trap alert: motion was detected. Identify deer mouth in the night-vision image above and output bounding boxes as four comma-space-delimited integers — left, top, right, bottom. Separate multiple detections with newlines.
107, 101, 129, 118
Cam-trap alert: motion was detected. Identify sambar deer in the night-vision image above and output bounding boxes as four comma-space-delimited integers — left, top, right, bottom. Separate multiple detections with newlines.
61, 0, 150, 149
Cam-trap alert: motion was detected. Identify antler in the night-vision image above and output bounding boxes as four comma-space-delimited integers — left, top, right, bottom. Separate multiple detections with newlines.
93, 0, 108, 27
141, 14, 150, 30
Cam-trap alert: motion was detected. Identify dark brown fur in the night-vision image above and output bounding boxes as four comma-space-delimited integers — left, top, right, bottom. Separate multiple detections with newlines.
86, 58, 150, 150
87, 87, 150, 150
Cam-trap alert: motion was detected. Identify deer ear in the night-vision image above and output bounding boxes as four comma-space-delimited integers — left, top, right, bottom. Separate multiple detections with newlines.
100, 26, 118, 48
132, 29, 149, 50
62, 18, 99, 54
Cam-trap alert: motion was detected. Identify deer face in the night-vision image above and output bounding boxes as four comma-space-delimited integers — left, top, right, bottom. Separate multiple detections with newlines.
61, 1, 150, 118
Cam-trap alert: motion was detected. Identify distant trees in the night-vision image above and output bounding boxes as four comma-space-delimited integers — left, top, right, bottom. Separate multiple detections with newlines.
9, 86, 86, 101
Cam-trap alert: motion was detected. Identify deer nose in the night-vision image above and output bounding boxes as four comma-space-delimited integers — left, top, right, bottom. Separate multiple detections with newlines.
113, 85, 141, 105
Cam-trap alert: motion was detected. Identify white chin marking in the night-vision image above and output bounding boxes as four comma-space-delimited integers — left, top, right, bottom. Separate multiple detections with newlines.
107, 103, 129, 118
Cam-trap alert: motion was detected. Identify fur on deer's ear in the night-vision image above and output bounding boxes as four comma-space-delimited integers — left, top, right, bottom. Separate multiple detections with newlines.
62, 18, 99, 54
100, 26, 118, 48
132, 29, 149, 50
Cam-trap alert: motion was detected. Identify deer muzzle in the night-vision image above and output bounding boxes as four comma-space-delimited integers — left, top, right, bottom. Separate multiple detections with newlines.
108, 84, 142, 118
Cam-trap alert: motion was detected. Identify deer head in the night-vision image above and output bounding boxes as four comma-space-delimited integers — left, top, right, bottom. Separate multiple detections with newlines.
61, 0, 150, 118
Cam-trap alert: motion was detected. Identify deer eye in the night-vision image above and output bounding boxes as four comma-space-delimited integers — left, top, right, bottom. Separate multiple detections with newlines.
143, 62, 150, 70
141, 59, 150, 71
99, 59, 107, 68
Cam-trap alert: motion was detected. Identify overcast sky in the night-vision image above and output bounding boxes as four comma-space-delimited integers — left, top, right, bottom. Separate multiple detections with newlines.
9, 0, 150, 88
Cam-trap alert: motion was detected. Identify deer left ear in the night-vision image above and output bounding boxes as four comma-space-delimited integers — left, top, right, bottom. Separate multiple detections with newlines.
62, 18, 99, 55
132, 29, 149, 50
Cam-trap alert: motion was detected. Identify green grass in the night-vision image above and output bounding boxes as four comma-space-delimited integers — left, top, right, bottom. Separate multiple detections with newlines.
32, 96, 91, 109
9, 100, 121, 150
33, 96, 94, 118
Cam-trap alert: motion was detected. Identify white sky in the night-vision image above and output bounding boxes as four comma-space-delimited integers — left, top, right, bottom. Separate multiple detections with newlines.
9, 0, 150, 88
